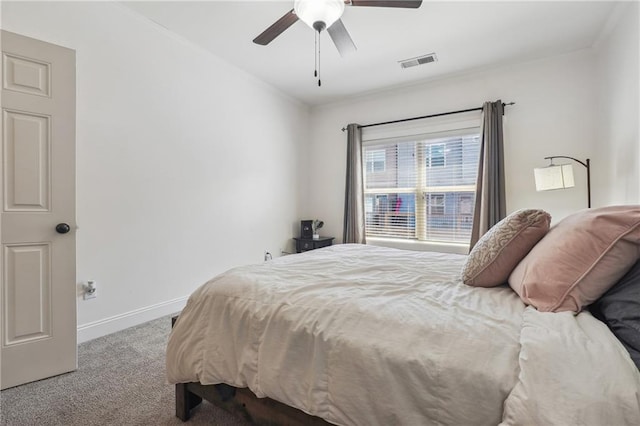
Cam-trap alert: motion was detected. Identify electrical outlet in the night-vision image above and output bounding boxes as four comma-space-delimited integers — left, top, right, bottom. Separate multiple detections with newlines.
83, 280, 97, 300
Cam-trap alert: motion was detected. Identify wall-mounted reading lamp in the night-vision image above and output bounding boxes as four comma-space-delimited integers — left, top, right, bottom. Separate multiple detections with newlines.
534, 156, 591, 208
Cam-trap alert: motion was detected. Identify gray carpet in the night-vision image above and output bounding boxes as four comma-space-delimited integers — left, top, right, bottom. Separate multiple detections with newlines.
0, 315, 249, 426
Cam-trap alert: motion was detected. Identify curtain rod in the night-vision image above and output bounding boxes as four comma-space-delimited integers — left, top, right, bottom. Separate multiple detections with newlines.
341, 102, 515, 132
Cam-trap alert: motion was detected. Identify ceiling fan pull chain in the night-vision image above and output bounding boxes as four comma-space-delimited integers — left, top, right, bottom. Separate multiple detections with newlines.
318, 30, 322, 87
314, 30, 318, 78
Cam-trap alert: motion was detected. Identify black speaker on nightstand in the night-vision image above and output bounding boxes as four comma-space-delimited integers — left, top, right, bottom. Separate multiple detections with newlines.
300, 220, 313, 238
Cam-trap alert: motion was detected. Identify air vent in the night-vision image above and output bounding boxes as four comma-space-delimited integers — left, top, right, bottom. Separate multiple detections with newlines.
399, 53, 437, 69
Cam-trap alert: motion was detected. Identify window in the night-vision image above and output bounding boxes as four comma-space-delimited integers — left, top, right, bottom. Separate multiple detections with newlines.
363, 130, 480, 245
426, 143, 445, 168
365, 149, 386, 173
426, 193, 445, 215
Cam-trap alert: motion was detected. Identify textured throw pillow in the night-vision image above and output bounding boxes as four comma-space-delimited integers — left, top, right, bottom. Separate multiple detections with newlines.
508, 205, 640, 312
462, 209, 551, 287
590, 259, 640, 370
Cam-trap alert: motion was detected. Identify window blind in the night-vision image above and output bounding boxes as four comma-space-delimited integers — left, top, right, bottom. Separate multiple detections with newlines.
363, 131, 480, 244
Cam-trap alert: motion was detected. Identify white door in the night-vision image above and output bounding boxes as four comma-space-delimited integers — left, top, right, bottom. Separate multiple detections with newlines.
1, 30, 76, 390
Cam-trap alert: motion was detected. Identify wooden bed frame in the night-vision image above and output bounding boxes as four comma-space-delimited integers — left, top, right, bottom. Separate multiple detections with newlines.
171, 316, 333, 425
175, 382, 333, 425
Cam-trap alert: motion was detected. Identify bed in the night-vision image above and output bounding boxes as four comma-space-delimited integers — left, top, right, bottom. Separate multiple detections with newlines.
167, 207, 640, 425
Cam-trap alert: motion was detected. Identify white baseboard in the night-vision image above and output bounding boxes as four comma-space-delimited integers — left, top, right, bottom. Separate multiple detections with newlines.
77, 296, 189, 344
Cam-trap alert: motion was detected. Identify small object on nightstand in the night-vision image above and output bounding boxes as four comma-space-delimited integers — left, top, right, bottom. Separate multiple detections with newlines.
293, 236, 334, 253
301, 220, 313, 239
312, 219, 324, 240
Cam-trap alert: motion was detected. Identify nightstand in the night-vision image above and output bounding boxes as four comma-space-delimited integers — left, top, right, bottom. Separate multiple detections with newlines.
293, 236, 334, 253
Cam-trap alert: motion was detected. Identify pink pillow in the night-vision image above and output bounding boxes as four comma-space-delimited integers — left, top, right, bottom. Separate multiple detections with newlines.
463, 209, 551, 287
508, 205, 640, 312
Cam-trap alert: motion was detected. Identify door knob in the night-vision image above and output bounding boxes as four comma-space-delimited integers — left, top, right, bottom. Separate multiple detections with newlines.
55, 223, 71, 234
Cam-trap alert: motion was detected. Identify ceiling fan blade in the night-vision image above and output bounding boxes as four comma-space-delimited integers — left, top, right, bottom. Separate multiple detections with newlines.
328, 19, 357, 57
253, 9, 299, 45
348, 0, 422, 8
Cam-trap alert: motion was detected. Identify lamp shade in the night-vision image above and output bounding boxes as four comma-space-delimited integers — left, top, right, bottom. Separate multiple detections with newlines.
534, 164, 575, 191
294, 0, 345, 30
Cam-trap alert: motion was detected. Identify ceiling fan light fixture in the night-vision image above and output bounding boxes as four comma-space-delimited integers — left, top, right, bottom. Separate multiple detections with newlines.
294, 0, 345, 30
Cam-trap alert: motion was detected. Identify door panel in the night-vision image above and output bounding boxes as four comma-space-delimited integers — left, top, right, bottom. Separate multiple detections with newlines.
3, 110, 50, 211
4, 243, 51, 344
1, 30, 76, 390
2, 52, 50, 97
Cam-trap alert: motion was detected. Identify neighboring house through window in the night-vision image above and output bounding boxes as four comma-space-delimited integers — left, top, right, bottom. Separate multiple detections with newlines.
426, 193, 445, 215
426, 143, 445, 168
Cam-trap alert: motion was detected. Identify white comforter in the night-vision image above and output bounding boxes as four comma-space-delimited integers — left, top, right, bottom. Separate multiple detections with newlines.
167, 244, 640, 426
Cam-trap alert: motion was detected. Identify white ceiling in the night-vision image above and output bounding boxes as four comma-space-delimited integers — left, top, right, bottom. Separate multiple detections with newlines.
121, 1, 617, 106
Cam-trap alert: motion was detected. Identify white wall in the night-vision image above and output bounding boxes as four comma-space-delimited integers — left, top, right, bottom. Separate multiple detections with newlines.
594, 1, 640, 205
2, 2, 309, 341
308, 49, 601, 241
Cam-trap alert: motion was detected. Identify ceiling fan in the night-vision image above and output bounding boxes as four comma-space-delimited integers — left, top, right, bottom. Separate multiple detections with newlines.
253, 0, 423, 86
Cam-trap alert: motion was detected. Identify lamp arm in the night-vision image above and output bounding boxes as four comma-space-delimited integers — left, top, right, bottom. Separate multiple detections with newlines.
543, 156, 591, 208
543, 156, 588, 169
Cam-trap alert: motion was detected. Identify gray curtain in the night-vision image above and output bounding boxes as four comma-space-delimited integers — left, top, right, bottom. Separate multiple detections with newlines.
343, 123, 367, 244
470, 100, 506, 249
